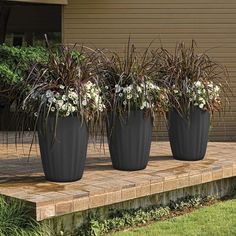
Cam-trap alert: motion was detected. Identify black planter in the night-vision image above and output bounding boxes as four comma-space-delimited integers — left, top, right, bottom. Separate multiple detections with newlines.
168, 107, 210, 161
38, 116, 88, 182
107, 110, 152, 171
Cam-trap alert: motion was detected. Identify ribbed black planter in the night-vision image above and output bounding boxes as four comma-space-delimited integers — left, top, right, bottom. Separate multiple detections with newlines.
107, 110, 152, 171
168, 107, 210, 161
38, 116, 88, 182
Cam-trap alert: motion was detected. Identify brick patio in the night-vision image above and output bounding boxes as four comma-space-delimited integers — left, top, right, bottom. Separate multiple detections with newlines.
0, 137, 235, 221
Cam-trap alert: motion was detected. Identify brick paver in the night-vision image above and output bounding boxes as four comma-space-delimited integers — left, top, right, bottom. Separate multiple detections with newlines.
0, 133, 235, 221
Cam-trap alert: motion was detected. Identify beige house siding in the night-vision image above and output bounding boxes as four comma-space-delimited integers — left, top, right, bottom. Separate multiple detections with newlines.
63, 0, 236, 141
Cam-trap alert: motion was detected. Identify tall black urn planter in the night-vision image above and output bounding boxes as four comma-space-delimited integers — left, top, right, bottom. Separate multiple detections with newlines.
168, 107, 210, 161
107, 110, 152, 171
38, 116, 88, 182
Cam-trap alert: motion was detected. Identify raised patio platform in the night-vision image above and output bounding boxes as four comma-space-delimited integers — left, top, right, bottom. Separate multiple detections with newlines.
0, 140, 235, 222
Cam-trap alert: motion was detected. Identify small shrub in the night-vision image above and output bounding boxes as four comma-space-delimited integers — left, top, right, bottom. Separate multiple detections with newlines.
0, 45, 48, 105
0, 196, 49, 236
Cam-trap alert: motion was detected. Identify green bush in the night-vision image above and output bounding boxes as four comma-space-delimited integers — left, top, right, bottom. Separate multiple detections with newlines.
0, 44, 48, 85
0, 45, 48, 105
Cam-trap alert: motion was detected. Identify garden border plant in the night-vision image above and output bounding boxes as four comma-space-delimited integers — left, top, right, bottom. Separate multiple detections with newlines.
75, 194, 218, 236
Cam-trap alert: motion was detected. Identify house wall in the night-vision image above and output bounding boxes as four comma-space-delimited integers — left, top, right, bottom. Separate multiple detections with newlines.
63, 0, 236, 141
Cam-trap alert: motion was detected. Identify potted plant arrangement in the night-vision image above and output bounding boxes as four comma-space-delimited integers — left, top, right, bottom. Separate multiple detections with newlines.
20, 46, 105, 182
155, 41, 228, 161
99, 41, 169, 170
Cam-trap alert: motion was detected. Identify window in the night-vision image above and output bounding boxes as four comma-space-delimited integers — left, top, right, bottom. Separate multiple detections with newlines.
1, 2, 61, 46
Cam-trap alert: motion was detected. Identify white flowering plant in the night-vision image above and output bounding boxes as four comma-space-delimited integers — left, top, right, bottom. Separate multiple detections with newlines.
172, 80, 221, 111
155, 41, 229, 116
24, 82, 105, 119
102, 80, 168, 113
99, 41, 169, 117
21, 46, 105, 126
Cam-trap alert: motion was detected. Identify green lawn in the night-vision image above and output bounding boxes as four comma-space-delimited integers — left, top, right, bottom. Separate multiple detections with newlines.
111, 199, 236, 236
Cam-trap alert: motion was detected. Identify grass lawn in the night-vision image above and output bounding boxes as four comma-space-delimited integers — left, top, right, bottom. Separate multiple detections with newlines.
111, 198, 236, 236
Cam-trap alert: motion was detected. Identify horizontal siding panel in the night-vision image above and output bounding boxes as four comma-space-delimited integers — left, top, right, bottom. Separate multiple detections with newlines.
64, 14, 236, 19
64, 24, 236, 29
68, 0, 236, 3
64, 29, 236, 34
64, 19, 236, 24
64, 4, 236, 9
64, 0, 236, 141
64, 33, 236, 39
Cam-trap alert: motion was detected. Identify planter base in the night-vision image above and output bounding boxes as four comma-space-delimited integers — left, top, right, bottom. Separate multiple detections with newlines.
169, 107, 210, 161
107, 110, 152, 171
38, 116, 88, 182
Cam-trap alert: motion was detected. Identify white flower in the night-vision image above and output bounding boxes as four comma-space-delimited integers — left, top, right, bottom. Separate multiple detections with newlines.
61, 104, 68, 111
105, 86, 109, 90
197, 89, 202, 94
82, 100, 87, 106
146, 81, 155, 89
51, 107, 56, 112
119, 93, 123, 97
70, 106, 76, 113
115, 84, 121, 93
46, 90, 53, 98
62, 95, 67, 101
68, 92, 78, 100
140, 102, 146, 110
99, 104, 105, 112
214, 85, 220, 92
85, 81, 93, 89
137, 86, 142, 93
48, 97, 54, 103
56, 100, 64, 108
194, 81, 202, 87
85, 93, 91, 99
127, 94, 132, 100
199, 103, 204, 109
207, 82, 214, 88
126, 86, 132, 93
59, 85, 65, 90
94, 96, 100, 105
55, 92, 60, 98
145, 102, 151, 108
